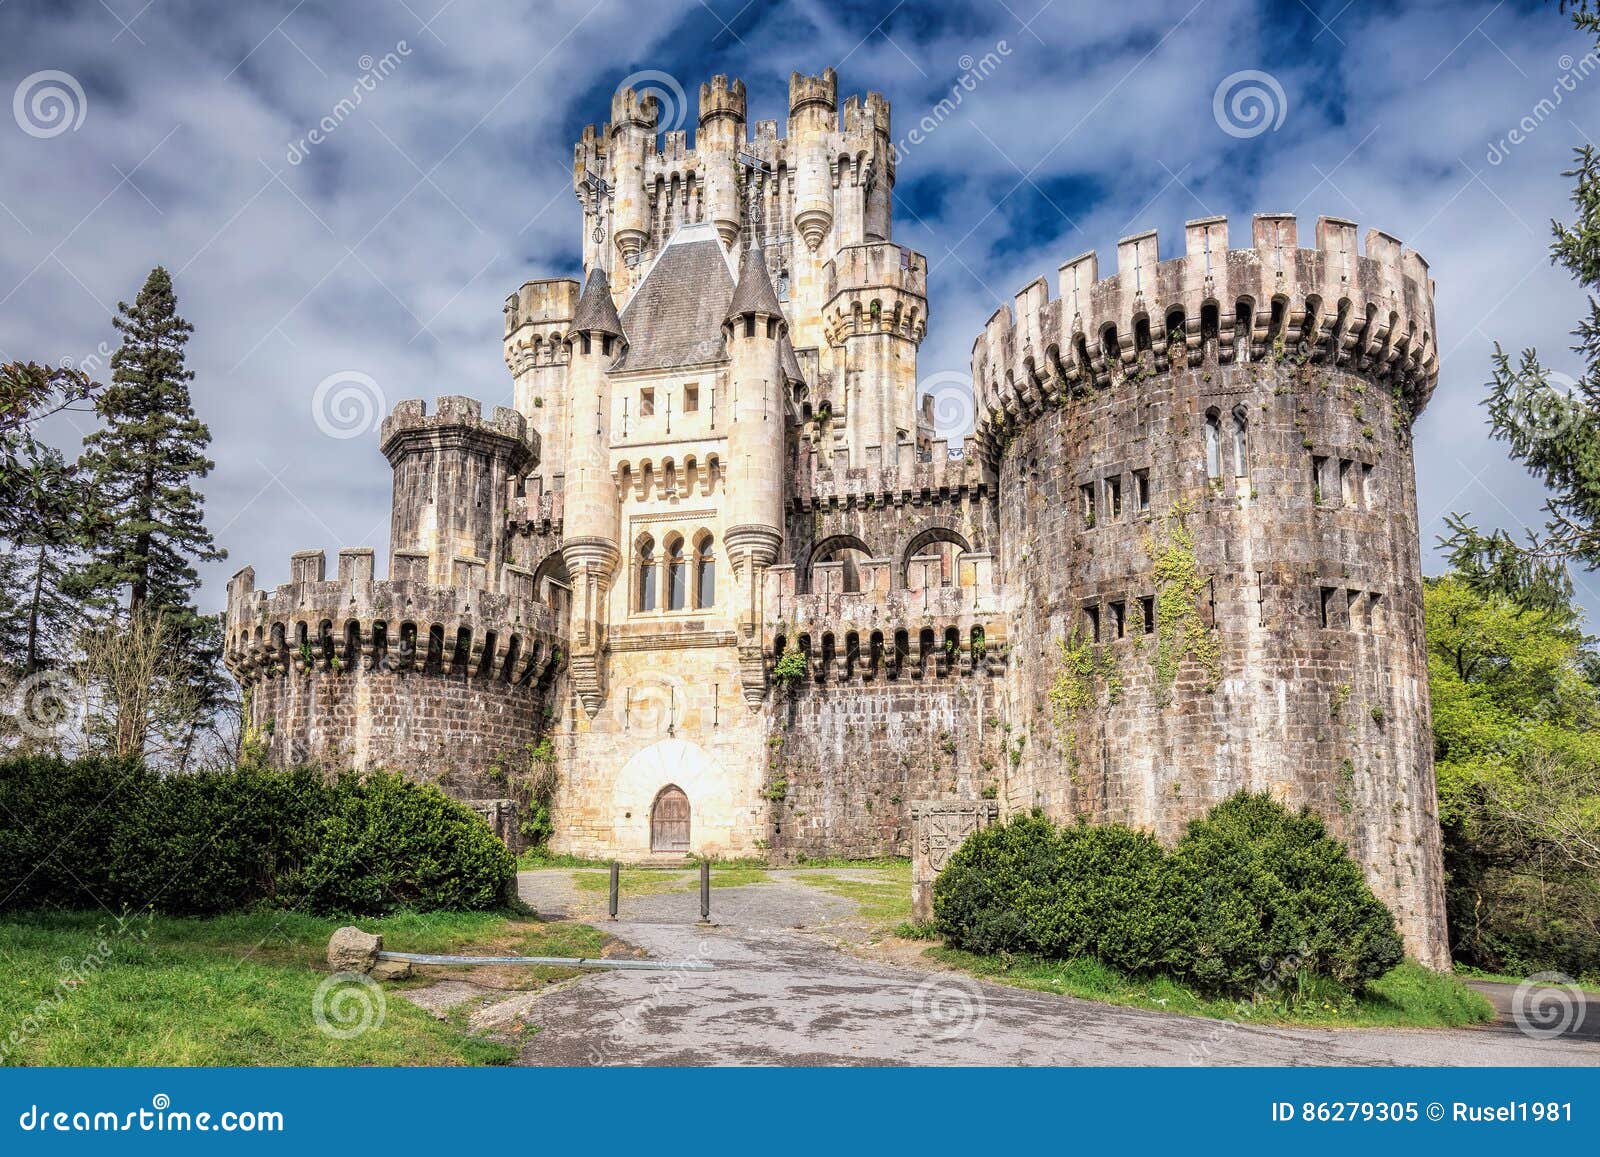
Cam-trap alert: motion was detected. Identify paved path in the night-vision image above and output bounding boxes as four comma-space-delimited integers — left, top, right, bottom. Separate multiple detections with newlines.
489, 870, 1599, 1066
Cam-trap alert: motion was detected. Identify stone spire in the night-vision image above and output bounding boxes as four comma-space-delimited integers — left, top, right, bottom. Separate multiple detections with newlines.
570, 266, 625, 339
727, 241, 784, 321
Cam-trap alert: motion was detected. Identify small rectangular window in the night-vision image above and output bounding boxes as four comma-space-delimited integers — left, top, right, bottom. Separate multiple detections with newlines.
1134, 469, 1150, 513
1080, 483, 1097, 528
683, 383, 699, 413
1106, 476, 1123, 521
1367, 592, 1383, 632
1348, 589, 1363, 630
1339, 459, 1353, 506
1109, 600, 1127, 640
1361, 462, 1374, 509
1320, 586, 1336, 629
639, 388, 655, 417
1312, 455, 1328, 504
1140, 596, 1156, 634
1084, 605, 1101, 644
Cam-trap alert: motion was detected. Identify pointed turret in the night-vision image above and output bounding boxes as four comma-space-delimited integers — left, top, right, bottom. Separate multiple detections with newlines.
727, 242, 785, 323
570, 266, 625, 340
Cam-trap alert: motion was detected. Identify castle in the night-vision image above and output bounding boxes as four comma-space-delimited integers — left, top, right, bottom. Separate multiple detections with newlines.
224, 70, 1448, 965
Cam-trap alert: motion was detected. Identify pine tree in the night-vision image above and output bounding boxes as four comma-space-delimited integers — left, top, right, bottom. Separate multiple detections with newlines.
0, 440, 87, 675
1479, 4, 1600, 566
78, 267, 224, 622
76, 267, 226, 758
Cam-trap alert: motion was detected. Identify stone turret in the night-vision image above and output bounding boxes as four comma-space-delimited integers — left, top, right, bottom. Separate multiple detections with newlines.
723, 242, 788, 703
823, 242, 928, 463
788, 69, 837, 251
504, 277, 579, 489
561, 267, 626, 715
608, 85, 658, 268
381, 396, 536, 590
698, 75, 747, 249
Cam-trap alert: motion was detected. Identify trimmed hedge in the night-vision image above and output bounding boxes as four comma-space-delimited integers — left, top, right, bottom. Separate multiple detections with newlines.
933, 792, 1405, 998
0, 756, 515, 916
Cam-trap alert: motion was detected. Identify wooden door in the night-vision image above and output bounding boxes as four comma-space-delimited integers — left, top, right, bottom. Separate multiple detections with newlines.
651, 785, 690, 853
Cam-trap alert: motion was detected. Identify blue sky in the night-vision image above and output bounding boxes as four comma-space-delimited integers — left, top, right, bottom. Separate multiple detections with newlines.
1, 0, 1597, 617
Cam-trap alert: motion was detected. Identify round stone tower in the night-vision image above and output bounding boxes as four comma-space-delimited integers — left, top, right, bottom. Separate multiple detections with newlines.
972, 213, 1447, 966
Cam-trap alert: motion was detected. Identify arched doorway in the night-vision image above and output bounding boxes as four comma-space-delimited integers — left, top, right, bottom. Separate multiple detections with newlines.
651, 785, 690, 852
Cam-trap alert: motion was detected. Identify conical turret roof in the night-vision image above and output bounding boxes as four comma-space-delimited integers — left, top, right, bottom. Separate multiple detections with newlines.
570, 266, 625, 339
727, 241, 784, 321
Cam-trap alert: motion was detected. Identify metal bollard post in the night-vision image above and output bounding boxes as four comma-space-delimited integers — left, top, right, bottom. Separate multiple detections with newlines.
699, 859, 710, 922
609, 860, 619, 920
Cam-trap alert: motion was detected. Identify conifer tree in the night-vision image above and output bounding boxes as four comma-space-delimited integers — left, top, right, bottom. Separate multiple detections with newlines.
76, 267, 226, 757
1479, 3, 1600, 566
0, 441, 87, 675
78, 266, 224, 622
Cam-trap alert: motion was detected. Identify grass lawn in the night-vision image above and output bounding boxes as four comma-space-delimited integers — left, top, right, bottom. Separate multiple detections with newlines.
927, 947, 1495, 1029
793, 861, 913, 931
0, 909, 609, 1066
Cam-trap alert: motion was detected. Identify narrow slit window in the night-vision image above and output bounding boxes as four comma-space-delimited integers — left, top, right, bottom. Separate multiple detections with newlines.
1134, 469, 1151, 513
1320, 586, 1335, 629
666, 537, 687, 610
1084, 605, 1101, 644
1361, 462, 1374, 509
1140, 596, 1156, 634
1312, 455, 1328, 503
1080, 483, 1097, 528
1231, 405, 1249, 476
1109, 600, 1127, 640
1106, 475, 1123, 520
639, 388, 655, 417
1204, 409, 1222, 478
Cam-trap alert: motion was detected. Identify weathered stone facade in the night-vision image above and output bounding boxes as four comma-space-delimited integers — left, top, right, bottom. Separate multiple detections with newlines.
224, 71, 1448, 966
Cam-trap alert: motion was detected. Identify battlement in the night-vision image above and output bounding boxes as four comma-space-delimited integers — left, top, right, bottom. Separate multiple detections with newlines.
793, 436, 994, 509
842, 92, 891, 137
223, 552, 564, 688
763, 559, 1007, 682
823, 242, 928, 343
698, 74, 746, 126
504, 278, 579, 338
789, 69, 838, 116
610, 85, 659, 131
380, 395, 535, 465
971, 214, 1439, 450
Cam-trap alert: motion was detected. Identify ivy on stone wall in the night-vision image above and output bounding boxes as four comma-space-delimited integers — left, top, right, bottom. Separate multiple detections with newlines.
1148, 499, 1221, 705
1047, 627, 1120, 730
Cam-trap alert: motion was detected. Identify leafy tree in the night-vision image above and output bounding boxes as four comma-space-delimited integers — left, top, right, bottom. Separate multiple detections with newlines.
1427, 571, 1600, 979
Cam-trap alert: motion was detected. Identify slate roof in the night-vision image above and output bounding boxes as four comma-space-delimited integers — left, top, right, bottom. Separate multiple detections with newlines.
570, 266, 624, 339
727, 239, 784, 320
616, 224, 737, 372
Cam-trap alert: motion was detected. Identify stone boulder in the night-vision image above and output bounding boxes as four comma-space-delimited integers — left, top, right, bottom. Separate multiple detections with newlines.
370, 957, 413, 981
327, 926, 382, 973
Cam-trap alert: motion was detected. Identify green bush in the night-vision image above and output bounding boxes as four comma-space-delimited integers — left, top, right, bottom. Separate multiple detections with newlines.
1164, 793, 1403, 995
300, 772, 515, 913
933, 812, 1171, 974
933, 793, 1405, 999
0, 756, 515, 917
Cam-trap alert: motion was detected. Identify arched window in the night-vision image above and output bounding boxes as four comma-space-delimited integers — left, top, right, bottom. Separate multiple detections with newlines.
1204, 408, 1222, 478
637, 537, 657, 612
695, 533, 716, 608
1231, 405, 1250, 477
666, 536, 687, 610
